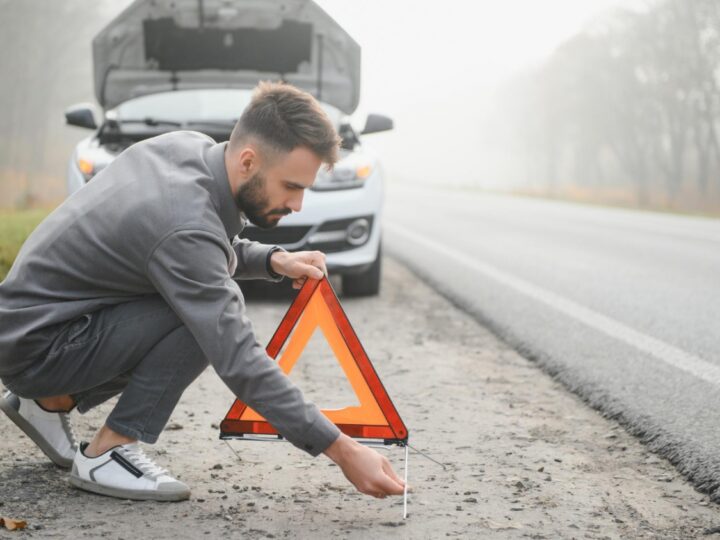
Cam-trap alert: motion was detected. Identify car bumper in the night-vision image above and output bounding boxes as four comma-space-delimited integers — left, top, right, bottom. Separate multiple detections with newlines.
242, 173, 383, 274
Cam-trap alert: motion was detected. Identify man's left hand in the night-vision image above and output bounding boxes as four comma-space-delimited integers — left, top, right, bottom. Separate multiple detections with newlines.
270, 250, 327, 289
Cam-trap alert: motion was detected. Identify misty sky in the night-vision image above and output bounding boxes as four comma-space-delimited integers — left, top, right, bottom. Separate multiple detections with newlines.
319, 0, 628, 108
313, 0, 634, 185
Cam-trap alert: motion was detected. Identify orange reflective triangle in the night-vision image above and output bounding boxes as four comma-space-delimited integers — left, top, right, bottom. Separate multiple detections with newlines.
220, 276, 408, 444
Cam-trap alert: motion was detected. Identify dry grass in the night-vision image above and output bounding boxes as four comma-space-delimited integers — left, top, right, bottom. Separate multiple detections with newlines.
509, 185, 720, 219
0, 209, 51, 281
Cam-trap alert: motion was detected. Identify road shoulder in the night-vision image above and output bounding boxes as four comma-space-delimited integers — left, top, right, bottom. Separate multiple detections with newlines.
0, 258, 717, 538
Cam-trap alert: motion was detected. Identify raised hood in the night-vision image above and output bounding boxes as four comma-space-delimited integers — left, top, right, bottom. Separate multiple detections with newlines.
93, 0, 360, 114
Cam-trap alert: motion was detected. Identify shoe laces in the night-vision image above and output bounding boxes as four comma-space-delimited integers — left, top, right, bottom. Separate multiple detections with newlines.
59, 412, 78, 449
118, 443, 168, 479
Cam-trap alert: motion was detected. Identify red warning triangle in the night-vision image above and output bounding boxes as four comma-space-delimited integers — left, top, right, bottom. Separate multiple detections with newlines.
220, 276, 408, 444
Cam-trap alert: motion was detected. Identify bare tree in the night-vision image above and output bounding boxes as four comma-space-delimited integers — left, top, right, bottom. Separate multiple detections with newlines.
493, 0, 720, 210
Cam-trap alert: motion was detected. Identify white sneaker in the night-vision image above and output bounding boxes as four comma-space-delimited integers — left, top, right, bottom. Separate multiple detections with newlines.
0, 391, 78, 468
69, 442, 190, 501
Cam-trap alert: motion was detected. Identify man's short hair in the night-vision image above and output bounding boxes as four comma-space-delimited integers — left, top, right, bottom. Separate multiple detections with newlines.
229, 81, 341, 166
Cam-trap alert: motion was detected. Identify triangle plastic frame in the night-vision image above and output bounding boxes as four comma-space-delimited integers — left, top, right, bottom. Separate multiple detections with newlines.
219, 276, 409, 445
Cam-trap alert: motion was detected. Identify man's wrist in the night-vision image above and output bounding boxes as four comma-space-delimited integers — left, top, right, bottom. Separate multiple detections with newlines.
323, 433, 357, 465
266, 247, 286, 279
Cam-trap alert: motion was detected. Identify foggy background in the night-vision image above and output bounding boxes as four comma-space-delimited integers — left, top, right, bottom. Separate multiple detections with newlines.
2, 0, 719, 214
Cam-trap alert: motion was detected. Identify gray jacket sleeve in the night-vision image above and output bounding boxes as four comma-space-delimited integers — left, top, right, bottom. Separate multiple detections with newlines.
230, 235, 284, 282
145, 227, 340, 456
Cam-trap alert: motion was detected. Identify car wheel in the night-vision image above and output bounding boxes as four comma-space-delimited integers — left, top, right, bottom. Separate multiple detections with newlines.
342, 243, 382, 297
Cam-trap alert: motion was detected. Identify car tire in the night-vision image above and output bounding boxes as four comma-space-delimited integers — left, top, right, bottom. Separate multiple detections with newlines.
342, 243, 382, 297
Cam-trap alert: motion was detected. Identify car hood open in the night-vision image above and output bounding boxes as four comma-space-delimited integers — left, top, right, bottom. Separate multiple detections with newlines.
93, 0, 360, 114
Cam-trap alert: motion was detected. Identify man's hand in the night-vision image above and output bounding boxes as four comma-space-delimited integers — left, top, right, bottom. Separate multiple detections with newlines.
324, 434, 406, 498
270, 250, 328, 289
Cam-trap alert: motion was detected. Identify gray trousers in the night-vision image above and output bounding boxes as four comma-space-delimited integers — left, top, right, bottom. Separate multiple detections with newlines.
3, 296, 208, 443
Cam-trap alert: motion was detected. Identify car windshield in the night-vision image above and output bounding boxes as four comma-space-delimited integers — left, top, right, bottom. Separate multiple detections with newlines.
112, 88, 342, 127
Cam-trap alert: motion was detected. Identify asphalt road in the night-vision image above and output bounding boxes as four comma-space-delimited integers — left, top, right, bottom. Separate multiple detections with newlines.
384, 182, 720, 501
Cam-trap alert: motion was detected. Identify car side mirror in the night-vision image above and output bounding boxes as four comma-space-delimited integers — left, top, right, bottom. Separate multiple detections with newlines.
65, 103, 99, 129
361, 113, 394, 135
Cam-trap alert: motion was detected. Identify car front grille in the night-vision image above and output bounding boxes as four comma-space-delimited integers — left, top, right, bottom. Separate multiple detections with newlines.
240, 225, 311, 246
240, 216, 374, 253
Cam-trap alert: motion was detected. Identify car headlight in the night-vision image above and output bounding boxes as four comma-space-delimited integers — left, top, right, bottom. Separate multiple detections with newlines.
312, 162, 373, 191
77, 157, 95, 180
75, 148, 113, 182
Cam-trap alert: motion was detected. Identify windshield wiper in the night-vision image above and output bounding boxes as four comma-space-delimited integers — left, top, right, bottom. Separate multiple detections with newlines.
116, 117, 183, 127
112, 119, 237, 130
186, 120, 237, 128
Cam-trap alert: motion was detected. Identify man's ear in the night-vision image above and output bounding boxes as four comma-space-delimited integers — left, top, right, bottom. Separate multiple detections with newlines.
236, 146, 258, 176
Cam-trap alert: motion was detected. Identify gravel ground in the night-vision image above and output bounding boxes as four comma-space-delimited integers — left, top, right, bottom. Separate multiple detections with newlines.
1, 258, 719, 539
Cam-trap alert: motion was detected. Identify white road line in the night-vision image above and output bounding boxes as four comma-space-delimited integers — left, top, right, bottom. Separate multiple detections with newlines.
385, 221, 720, 387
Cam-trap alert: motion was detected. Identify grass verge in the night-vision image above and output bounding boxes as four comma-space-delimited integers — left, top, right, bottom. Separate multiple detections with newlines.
0, 209, 51, 281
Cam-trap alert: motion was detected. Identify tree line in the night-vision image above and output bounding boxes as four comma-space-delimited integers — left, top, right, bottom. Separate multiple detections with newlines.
494, 0, 720, 212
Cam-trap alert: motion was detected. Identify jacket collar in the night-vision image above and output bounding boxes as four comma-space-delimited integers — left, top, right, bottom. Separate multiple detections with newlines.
206, 141, 244, 238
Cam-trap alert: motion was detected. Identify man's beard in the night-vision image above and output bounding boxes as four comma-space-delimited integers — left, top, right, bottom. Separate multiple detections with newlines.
234, 171, 291, 229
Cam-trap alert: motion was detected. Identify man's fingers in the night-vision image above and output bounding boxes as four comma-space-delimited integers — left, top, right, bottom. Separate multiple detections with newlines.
382, 459, 406, 489
351, 464, 404, 497
373, 468, 405, 496
332, 438, 406, 498
310, 252, 328, 276
280, 251, 326, 281
298, 262, 324, 280
377, 476, 405, 496
375, 476, 405, 495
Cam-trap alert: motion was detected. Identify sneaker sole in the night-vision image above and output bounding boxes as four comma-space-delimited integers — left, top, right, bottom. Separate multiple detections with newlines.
68, 474, 191, 502
0, 394, 73, 469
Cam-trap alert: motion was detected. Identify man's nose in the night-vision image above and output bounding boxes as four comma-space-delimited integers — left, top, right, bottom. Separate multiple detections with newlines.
287, 191, 304, 213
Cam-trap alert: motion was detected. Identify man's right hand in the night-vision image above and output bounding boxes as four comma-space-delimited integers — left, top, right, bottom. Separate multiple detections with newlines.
323, 433, 406, 498
269, 250, 327, 289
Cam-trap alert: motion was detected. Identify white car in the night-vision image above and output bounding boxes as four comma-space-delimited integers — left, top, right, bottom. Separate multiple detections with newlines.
65, 0, 392, 296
